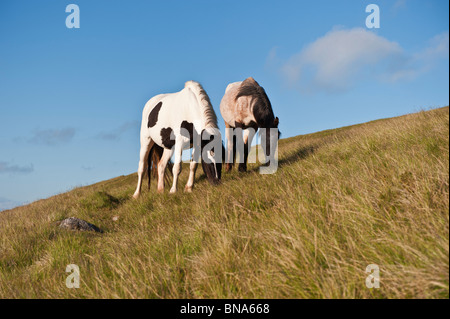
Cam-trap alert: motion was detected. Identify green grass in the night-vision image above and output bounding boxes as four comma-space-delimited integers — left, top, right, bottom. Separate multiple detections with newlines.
0, 107, 448, 299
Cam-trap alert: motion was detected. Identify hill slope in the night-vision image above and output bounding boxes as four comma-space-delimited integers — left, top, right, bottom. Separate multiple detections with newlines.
0, 107, 448, 298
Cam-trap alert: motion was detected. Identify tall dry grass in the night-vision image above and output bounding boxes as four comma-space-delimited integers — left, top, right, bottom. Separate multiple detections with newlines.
0, 107, 448, 298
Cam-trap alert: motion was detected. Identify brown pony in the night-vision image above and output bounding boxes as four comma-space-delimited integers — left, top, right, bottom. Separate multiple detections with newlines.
220, 77, 279, 172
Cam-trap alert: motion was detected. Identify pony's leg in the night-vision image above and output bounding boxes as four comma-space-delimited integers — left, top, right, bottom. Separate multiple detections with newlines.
169, 141, 183, 194
148, 145, 163, 189
234, 123, 244, 171
157, 148, 174, 193
184, 148, 199, 192
239, 128, 256, 172
133, 138, 154, 199
225, 122, 235, 172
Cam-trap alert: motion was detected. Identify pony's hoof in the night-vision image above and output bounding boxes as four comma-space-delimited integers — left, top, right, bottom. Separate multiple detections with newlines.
169, 188, 177, 194
225, 164, 233, 172
132, 193, 140, 199
157, 188, 164, 194
184, 186, 192, 193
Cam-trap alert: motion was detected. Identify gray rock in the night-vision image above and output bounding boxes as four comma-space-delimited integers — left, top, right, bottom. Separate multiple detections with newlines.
59, 217, 103, 233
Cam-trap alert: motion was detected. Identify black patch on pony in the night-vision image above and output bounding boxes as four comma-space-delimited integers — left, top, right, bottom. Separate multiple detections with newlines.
235, 79, 275, 128
160, 127, 175, 149
147, 101, 163, 128
180, 120, 195, 142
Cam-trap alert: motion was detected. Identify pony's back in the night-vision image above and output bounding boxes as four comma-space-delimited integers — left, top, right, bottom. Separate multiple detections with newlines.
184, 81, 218, 129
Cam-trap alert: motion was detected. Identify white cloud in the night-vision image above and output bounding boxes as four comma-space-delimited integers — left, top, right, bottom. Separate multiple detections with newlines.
0, 161, 34, 174
417, 31, 449, 65
280, 27, 405, 92
97, 121, 139, 141
276, 27, 449, 93
386, 31, 449, 82
28, 128, 76, 146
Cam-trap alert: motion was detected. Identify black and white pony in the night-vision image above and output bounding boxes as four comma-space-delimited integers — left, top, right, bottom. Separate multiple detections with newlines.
133, 81, 222, 199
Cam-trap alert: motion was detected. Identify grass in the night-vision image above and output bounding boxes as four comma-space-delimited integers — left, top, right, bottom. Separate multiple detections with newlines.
0, 107, 448, 299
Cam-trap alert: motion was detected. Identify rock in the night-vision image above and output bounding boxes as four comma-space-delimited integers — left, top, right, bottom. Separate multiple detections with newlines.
58, 217, 103, 233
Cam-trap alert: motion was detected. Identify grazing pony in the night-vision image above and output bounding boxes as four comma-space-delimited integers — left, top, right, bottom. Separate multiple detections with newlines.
220, 77, 279, 172
133, 81, 222, 199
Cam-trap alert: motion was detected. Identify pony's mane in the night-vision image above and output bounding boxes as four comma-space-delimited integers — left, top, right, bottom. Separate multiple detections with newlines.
235, 78, 275, 127
185, 80, 218, 128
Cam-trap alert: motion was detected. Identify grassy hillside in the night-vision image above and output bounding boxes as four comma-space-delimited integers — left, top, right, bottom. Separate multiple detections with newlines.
0, 107, 448, 299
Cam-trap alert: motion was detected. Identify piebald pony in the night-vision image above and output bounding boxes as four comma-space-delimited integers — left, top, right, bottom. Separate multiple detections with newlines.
133, 81, 222, 198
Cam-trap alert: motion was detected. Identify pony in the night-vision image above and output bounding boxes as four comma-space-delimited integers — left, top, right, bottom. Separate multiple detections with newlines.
133, 81, 222, 199
219, 77, 279, 172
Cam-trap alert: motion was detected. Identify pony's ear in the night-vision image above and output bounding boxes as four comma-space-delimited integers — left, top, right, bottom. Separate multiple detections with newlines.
274, 117, 279, 127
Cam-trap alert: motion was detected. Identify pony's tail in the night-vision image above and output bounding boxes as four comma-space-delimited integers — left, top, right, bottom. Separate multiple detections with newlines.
147, 144, 173, 189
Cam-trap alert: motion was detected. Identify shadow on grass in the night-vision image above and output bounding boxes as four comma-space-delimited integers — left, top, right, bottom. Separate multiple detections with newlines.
146, 144, 319, 188
80, 191, 124, 210
241, 144, 318, 174
278, 144, 317, 168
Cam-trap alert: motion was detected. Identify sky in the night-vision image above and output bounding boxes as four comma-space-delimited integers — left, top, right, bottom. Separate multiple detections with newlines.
0, 0, 448, 210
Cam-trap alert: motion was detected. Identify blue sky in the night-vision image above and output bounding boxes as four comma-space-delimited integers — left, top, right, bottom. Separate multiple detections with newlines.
0, 0, 448, 210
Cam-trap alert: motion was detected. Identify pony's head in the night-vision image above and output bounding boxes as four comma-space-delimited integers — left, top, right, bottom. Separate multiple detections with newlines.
201, 128, 223, 185
262, 116, 280, 157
